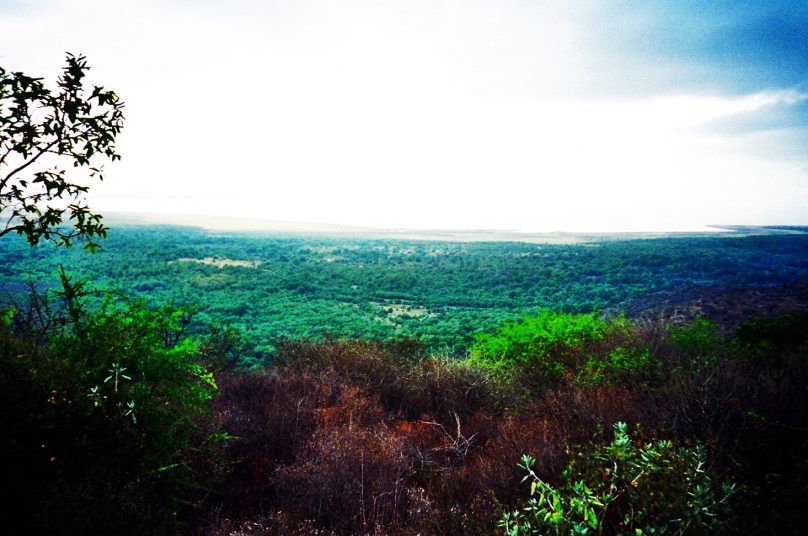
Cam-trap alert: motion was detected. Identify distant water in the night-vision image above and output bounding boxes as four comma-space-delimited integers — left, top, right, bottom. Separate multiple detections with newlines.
510, 224, 724, 234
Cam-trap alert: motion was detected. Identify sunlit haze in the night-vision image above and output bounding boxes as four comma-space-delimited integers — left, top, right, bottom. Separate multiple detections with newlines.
2, 0, 807, 232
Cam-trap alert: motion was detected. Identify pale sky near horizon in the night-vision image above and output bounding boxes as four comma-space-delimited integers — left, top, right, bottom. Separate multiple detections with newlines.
1, 0, 807, 232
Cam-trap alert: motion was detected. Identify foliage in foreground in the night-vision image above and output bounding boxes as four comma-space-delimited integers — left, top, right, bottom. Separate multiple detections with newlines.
1, 276, 807, 534
500, 422, 736, 535
200, 313, 806, 535
0, 274, 218, 535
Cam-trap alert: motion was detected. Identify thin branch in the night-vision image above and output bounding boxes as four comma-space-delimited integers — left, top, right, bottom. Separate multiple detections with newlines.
0, 144, 13, 167
1, 137, 60, 191
0, 225, 20, 238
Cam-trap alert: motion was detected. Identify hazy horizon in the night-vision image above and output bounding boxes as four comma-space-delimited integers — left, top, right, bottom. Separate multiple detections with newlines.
103, 209, 789, 238
2, 1, 807, 232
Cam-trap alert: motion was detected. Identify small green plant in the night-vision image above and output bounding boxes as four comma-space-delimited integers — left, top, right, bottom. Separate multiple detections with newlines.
104, 362, 131, 393
500, 422, 736, 535
0, 307, 13, 326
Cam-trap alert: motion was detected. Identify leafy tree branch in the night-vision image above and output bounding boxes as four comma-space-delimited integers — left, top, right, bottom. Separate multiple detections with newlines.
0, 53, 124, 250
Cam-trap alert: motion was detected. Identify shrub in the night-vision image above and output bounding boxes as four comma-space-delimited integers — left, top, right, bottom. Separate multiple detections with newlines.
207, 350, 505, 535
470, 311, 659, 387
200, 322, 264, 371
275, 338, 505, 427
669, 317, 725, 365
581, 346, 653, 385
471, 311, 609, 372
0, 274, 218, 535
500, 422, 736, 536
734, 311, 808, 364
271, 387, 408, 533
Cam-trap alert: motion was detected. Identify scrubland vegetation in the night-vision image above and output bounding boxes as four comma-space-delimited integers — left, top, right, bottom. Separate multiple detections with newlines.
6, 51, 804, 535
3, 225, 808, 354
2, 228, 808, 534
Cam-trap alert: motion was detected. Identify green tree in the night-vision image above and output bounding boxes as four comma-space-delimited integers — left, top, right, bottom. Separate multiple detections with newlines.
469, 310, 610, 380
1, 53, 124, 250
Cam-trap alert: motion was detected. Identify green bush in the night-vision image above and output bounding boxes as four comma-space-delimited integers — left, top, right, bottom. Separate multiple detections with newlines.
500, 422, 736, 535
669, 317, 724, 363
0, 273, 219, 534
470, 311, 608, 372
734, 311, 808, 363
469, 311, 656, 385
582, 346, 653, 385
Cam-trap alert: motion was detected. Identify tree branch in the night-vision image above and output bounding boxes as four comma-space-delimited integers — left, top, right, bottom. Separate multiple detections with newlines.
0, 224, 23, 238
1, 137, 60, 191
0, 144, 14, 167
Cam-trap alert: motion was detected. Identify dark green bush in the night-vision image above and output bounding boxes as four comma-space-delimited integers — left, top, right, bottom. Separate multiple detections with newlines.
500, 422, 737, 535
0, 275, 218, 535
669, 317, 725, 364
734, 311, 808, 363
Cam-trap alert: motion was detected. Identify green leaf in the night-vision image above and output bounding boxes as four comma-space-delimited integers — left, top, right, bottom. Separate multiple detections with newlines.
588, 507, 599, 528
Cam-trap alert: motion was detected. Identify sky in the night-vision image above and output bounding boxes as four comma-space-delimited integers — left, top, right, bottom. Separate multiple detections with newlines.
1, 0, 807, 232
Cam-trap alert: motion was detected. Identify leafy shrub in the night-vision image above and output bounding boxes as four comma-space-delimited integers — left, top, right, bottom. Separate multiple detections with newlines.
470, 311, 658, 386
669, 317, 724, 364
500, 422, 736, 535
200, 322, 264, 371
471, 311, 608, 371
581, 346, 653, 385
0, 274, 219, 535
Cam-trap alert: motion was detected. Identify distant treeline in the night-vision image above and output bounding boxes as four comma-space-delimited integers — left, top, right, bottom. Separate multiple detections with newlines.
2, 225, 808, 360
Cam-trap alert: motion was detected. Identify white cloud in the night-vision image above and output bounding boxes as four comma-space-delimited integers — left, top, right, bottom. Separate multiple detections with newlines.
1, 0, 806, 231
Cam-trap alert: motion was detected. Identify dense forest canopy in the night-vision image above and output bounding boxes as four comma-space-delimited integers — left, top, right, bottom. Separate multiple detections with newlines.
3, 224, 807, 360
